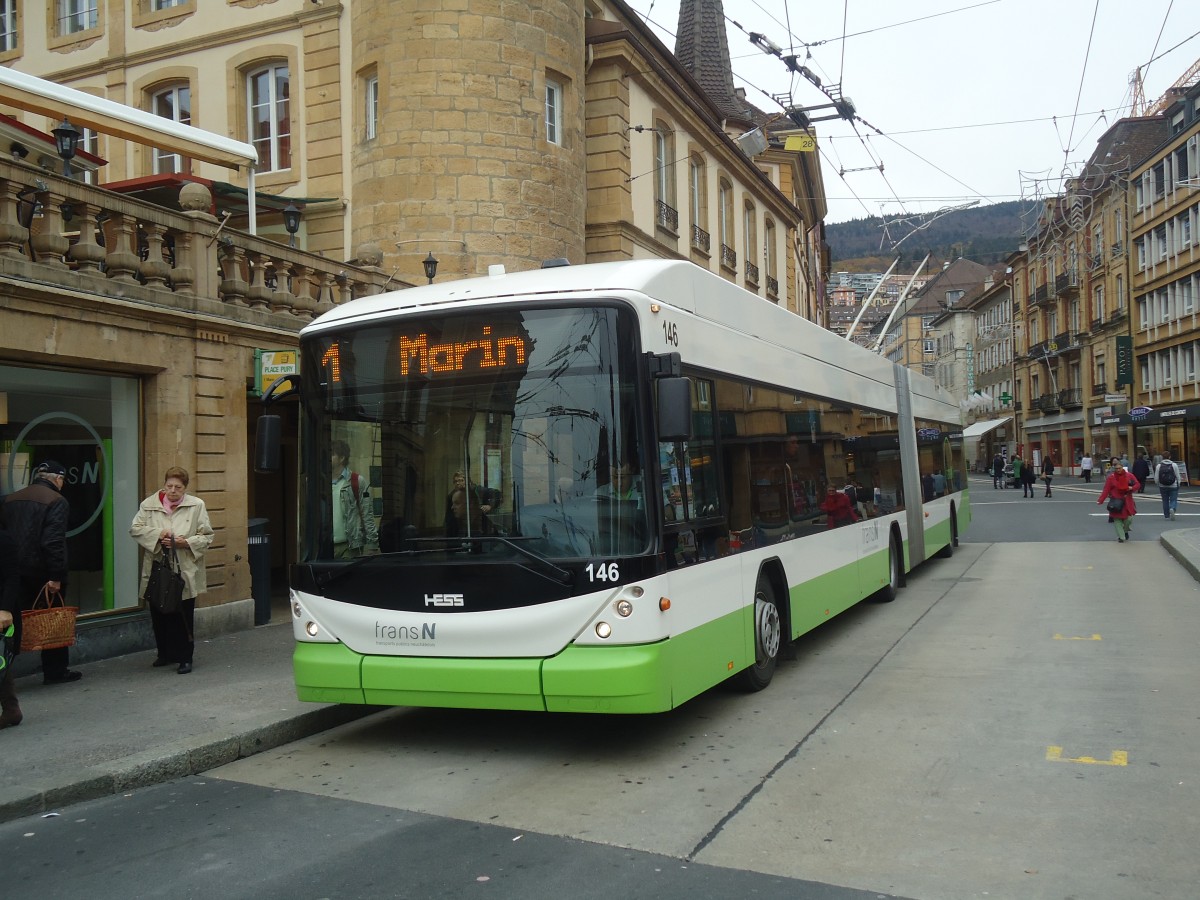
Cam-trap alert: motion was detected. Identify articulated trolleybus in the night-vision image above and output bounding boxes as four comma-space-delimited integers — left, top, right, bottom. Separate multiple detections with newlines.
259, 259, 969, 714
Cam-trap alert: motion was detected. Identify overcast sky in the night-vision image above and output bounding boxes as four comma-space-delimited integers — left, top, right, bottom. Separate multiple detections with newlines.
625, 0, 1200, 233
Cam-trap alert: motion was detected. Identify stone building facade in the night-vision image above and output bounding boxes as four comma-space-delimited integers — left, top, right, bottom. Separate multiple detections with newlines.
0, 0, 828, 666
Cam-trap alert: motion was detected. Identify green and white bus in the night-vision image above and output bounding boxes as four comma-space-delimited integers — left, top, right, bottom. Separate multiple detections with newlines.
260, 259, 968, 713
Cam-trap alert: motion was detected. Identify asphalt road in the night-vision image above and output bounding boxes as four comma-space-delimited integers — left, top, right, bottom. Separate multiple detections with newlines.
5, 482, 1199, 899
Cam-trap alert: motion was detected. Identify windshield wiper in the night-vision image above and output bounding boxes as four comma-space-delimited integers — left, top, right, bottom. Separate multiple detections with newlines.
454, 535, 573, 584
315, 537, 572, 586
313, 548, 442, 586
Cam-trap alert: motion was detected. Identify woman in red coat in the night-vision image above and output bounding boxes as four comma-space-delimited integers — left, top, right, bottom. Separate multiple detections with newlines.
819, 485, 858, 529
1097, 456, 1139, 542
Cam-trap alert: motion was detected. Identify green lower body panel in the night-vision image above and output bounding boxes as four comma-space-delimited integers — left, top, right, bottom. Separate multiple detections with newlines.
294, 640, 674, 712
788, 560, 864, 637
542, 643, 674, 713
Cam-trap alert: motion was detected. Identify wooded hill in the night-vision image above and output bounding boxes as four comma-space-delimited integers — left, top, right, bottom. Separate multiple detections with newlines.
827, 200, 1025, 273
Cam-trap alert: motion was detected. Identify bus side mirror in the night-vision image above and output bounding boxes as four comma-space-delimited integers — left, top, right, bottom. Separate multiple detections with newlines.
657, 376, 692, 441
256, 414, 282, 473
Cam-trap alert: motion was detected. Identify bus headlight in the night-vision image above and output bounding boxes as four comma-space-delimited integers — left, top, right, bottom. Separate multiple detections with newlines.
615, 599, 633, 617
595, 621, 612, 639
305, 620, 321, 638
292, 600, 303, 619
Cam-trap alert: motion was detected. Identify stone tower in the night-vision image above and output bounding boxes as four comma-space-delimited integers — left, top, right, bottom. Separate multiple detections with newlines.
351, 0, 587, 280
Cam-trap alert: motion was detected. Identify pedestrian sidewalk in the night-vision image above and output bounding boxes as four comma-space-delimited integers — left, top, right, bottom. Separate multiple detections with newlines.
0, 619, 378, 824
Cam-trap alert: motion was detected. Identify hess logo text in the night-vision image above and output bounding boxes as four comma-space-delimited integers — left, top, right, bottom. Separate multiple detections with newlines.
424, 593, 464, 607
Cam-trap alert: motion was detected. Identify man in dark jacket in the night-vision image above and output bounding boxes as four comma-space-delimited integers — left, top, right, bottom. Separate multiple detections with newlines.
1, 460, 80, 684
1131, 453, 1151, 494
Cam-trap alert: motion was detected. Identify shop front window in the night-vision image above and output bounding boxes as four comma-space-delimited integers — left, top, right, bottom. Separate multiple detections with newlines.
0, 366, 141, 617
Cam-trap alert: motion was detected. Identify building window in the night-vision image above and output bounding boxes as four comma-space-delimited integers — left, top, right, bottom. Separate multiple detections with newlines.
0, 364, 140, 619
364, 73, 379, 141
764, 218, 777, 294
718, 178, 734, 269
58, 0, 97, 35
688, 154, 706, 230
1092, 285, 1104, 323
0, 0, 17, 52
150, 83, 191, 174
545, 78, 562, 146
653, 122, 676, 233
742, 201, 757, 282
247, 63, 290, 172
80, 126, 99, 184
151, 0, 185, 8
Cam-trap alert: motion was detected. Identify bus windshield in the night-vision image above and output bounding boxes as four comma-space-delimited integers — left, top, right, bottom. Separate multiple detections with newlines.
297, 304, 649, 563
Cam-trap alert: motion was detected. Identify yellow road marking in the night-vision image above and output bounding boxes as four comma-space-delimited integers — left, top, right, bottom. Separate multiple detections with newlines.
1046, 746, 1128, 766
1052, 633, 1102, 641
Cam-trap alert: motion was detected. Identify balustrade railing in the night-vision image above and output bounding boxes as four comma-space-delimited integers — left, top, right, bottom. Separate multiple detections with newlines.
0, 159, 394, 324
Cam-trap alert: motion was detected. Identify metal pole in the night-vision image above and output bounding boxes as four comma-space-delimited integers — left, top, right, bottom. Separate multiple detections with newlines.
846, 256, 899, 341
872, 254, 930, 353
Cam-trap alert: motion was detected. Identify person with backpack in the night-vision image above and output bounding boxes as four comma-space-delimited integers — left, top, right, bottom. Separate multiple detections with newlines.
1156, 451, 1182, 520
331, 439, 380, 558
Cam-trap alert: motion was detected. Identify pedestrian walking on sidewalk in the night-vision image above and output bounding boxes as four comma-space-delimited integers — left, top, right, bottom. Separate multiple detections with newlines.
1080, 454, 1094, 483
0, 523, 21, 727
1, 461, 81, 685
1041, 456, 1056, 497
1098, 456, 1139, 542
131, 467, 213, 675
1155, 452, 1182, 520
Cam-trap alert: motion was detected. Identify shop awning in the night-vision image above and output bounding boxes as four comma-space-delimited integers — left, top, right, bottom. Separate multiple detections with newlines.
962, 416, 1012, 439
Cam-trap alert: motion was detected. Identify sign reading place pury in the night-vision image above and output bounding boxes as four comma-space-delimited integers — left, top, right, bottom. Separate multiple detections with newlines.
255, 349, 298, 397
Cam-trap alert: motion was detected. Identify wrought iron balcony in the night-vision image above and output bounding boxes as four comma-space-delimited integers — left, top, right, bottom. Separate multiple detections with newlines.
745, 261, 759, 286
691, 224, 710, 253
1054, 268, 1079, 295
655, 200, 679, 234
1091, 382, 1107, 396
1033, 284, 1050, 305
720, 243, 737, 271
766, 274, 779, 297
1034, 392, 1061, 411
1057, 388, 1083, 409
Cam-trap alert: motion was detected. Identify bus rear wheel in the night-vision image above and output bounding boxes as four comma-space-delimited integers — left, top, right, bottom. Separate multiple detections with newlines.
735, 577, 781, 692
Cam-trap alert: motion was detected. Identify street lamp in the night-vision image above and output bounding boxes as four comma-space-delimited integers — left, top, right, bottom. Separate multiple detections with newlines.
422, 251, 439, 284
51, 118, 82, 177
282, 202, 301, 248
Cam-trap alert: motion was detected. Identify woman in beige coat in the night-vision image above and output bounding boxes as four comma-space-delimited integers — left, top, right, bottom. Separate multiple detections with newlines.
131, 467, 214, 674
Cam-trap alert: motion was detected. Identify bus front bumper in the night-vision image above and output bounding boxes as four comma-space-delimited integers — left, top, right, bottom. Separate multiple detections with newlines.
293, 641, 674, 713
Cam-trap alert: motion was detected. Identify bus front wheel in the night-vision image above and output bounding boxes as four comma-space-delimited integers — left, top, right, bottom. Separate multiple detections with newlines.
735, 577, 781, 691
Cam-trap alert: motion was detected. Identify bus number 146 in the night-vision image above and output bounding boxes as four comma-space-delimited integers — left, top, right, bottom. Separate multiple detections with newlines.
586, 562, 620, 582
662, 321, 678, 346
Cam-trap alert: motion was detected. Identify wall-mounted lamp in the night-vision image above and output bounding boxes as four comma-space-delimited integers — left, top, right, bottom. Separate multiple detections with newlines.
51, 118, 82, 178
422, 251, 439, 284
282, 202, 301, 248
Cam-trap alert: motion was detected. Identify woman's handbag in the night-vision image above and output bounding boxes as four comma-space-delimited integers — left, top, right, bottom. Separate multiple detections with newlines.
144, 546, 185, 615
20, 585, 78, 653
1106, 496, 1126, 513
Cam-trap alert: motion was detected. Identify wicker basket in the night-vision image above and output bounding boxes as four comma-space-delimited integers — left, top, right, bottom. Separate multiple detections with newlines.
20, 587, 78, 653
